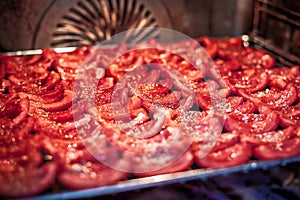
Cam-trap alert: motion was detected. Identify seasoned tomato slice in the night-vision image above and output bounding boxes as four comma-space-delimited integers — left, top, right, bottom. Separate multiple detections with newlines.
224, 111, 279, 134
240, 126, 295, 145
0, 162, 57, 198
253, 137, 300, 160
279, 103, 300, 127
194, 142, 252, 169
134, 151, 194, 177
238, 47, 275, 69
223, 68, 269, 94
197, 36, 218, 58
57, 159, 129, 190
238, 84, 297, 111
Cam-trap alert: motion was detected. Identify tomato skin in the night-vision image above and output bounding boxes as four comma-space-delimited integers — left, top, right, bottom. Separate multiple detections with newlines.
194, 142, 252, 169
253, 137, 300, 160
197, 36, 218, 58
224, 111, 279, 134
238, 84, 297, 111
240, 126, 295, 146
223, 69, 269, 94
279, 103, 300, 127
0, 162, 57, 198
134, 151, 194, 177
57, 159, 129, 190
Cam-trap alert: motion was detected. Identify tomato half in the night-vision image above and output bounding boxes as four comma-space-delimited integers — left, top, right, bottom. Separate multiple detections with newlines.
224, 111, 279, 134
253, 137, 300, 160
223, 68, 269, 94
194, 142, 252, 169
279, 103, 300, 127
134, 151, 193, 177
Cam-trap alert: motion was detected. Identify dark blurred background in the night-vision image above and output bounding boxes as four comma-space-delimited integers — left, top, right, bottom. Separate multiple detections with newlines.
0, 0, 255, 51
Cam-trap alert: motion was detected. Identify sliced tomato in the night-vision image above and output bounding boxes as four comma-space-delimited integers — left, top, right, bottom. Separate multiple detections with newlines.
224, 111, 279, 134
211, 59, 240, 78
0, 162, 57, 198
224, 96, 243, 113
194, 142, 252, 169
253, 137, 300, 160
5, 51, 54, 83
279, 103, 300, 127
0, 98, 29, 125
223, 68, 269, 94
58, 159, 129, 190
197, 36, 218, 58
30, 90, 72, 112
238, 84, 297, 111
232, 100, 256, 114
215, 37, 244, 60
211, 132, 240, 151
34, 117, 79, 140
95, 96, 145, 122
134, 151, 193, 177
137, 82, 171, 99
0, 117, 38, 148
240, 126, 295, 145
141, 91, 181, 110
102, 123, 184, 154
268, 66, 299, 89
239, 48, 275, 69
95, 78, 115, 105
191, 80, 225, 110
288, 76, 300, 101
129, 96, 143, 110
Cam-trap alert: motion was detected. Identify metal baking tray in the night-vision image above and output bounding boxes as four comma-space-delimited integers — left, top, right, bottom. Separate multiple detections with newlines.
22, 157, 300, 200
2, 36, 299, 200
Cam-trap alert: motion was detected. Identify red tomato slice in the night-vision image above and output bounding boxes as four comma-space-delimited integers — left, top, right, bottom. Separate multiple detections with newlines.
194, 142, 252, 169
232, 100, 256, 114
215, 37, 244, 60
102, 123, 184, 154
134, 151, 194, 177
279, 103, 300, 127
141, 91, 181, 110
224, 111, 279, 134
0, 162, 57, 198
95, 77, 115, 105
211, 132, 240, 151
0, 98, 29, 125
34, 117, 79, 140
197, 36, 218, 58
137, 82, 171, 99
268, 66, 299, 89
30, 90, 72, 112
95, 96, 146, 122
239, 48, 275, 69
288, 76, 300, 101
253, 137, 300, 160
223, 68, 269, 93
240, 126, 295, 145
8, 71, 60, 96
238, 84, 297, 111
210, 59, 240, 78
224, 96, 243, 113
58, 160, 129, 190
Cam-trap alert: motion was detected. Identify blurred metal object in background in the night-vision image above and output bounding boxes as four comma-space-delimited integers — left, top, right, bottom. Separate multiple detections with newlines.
0, 0, 254, 51
251, 0, 300, 58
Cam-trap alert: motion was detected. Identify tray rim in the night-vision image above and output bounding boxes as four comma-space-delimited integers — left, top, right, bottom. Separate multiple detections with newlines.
21, 156, 300, 200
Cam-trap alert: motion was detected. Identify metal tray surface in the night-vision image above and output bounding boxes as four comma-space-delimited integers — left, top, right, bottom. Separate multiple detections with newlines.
3, 36, 299, 200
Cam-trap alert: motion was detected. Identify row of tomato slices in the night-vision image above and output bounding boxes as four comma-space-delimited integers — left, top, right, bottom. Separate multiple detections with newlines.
0, 37, 300, 198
